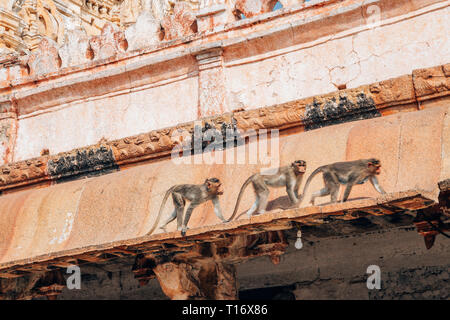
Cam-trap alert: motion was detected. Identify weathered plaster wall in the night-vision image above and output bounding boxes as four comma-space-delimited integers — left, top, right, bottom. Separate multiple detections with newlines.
2, 0, 447, 163
225, 6, 449, 110
54, 226, 450, 299
0, 106, 447, 265
15, 75, 199, 161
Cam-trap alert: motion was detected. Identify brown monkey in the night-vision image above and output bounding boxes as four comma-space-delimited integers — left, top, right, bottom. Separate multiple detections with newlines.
228, 160, 307, 221
148, 178, 226, 236
299, 158, 386, 205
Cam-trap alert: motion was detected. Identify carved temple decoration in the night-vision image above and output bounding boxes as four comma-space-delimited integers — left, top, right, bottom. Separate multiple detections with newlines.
0, 7, 27, 54
25, 37, 61, 75
15, 0, 65, 50
234, 0, 278, 18
87, 22, 127, 59
161, 2, 196, 40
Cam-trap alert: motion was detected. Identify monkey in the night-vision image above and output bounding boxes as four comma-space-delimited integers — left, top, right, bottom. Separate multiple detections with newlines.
147, 178, 226, 236
228, 160, 307, 221
299, 158, 386, 205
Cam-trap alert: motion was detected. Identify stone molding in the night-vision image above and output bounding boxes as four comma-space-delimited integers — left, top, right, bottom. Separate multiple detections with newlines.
0, 190, 436, 279
0, 64, 448, 193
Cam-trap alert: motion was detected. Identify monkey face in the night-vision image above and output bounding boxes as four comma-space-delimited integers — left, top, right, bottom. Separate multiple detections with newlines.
292, 160, 307, 173
206, 178, 224, 195
215, 183, 224, 195
368, 162, 381, 175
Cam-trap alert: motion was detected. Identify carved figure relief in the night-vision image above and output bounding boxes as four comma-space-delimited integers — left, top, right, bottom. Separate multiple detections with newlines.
16, 0, 65, 49
161, 2, 196, 40
26, 37, 61, 75
88, 22, 128, 60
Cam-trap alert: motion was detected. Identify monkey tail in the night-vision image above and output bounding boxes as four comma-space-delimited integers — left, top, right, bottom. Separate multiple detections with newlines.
226, 176, 253, 222
298, 166, 324, 204
146, 186, 176, 235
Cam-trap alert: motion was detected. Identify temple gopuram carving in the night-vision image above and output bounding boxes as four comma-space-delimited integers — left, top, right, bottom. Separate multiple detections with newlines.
0, 0, 448, 301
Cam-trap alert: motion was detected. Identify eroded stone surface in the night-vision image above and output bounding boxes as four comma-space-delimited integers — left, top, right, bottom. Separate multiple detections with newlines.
125, 12, 162, 51
26, 38, 61, 76
413, 65, 450, 101
0, 114, 17, 165
58, 19, 91, 68
234, 0, 278, 18
161, 2, 196, 41
88, 23, 128, 60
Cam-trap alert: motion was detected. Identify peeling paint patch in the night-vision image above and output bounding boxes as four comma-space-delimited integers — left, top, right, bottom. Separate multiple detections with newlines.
49, 212, 75, 245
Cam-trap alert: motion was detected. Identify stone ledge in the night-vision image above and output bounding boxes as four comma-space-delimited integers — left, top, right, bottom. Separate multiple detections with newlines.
0, 190, 436, 278
0, 64, 448, 193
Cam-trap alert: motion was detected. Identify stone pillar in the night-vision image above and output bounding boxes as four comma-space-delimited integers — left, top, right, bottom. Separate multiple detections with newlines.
0, 112, 17, 165
195, 47, 228, 118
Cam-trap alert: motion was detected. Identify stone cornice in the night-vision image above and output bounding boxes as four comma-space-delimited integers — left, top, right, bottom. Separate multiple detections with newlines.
0, 190, 437, 276
0, 64, 448, 193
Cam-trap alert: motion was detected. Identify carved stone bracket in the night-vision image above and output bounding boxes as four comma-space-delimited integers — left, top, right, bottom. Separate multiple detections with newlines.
413, 182, 450, 249
132, 231, 288, 299
87, 23, 128, 60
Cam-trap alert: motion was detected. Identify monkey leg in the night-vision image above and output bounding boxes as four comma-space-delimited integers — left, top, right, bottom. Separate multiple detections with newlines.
181, 203, 198, 236
159, 209, 177, 231
341, 184, 354, 202
310, 188, 330, 205
324, 172, 340, 204
246, 201, 259, 218
176, 207, 185, 231
257, 190, 270, 214
286, 184, 299, 206
248, 179, 269, 217
171, 192, 185, 231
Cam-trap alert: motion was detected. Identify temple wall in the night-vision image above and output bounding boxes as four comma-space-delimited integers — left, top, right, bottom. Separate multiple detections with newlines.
0, 105, 447, 265
0, 0, 448, 300
0, 0, 446, 163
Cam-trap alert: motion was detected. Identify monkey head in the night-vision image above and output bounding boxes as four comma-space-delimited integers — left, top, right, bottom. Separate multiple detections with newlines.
205, 178, 224, 195
292, 160, 307, 174
368, 159, 382, 175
